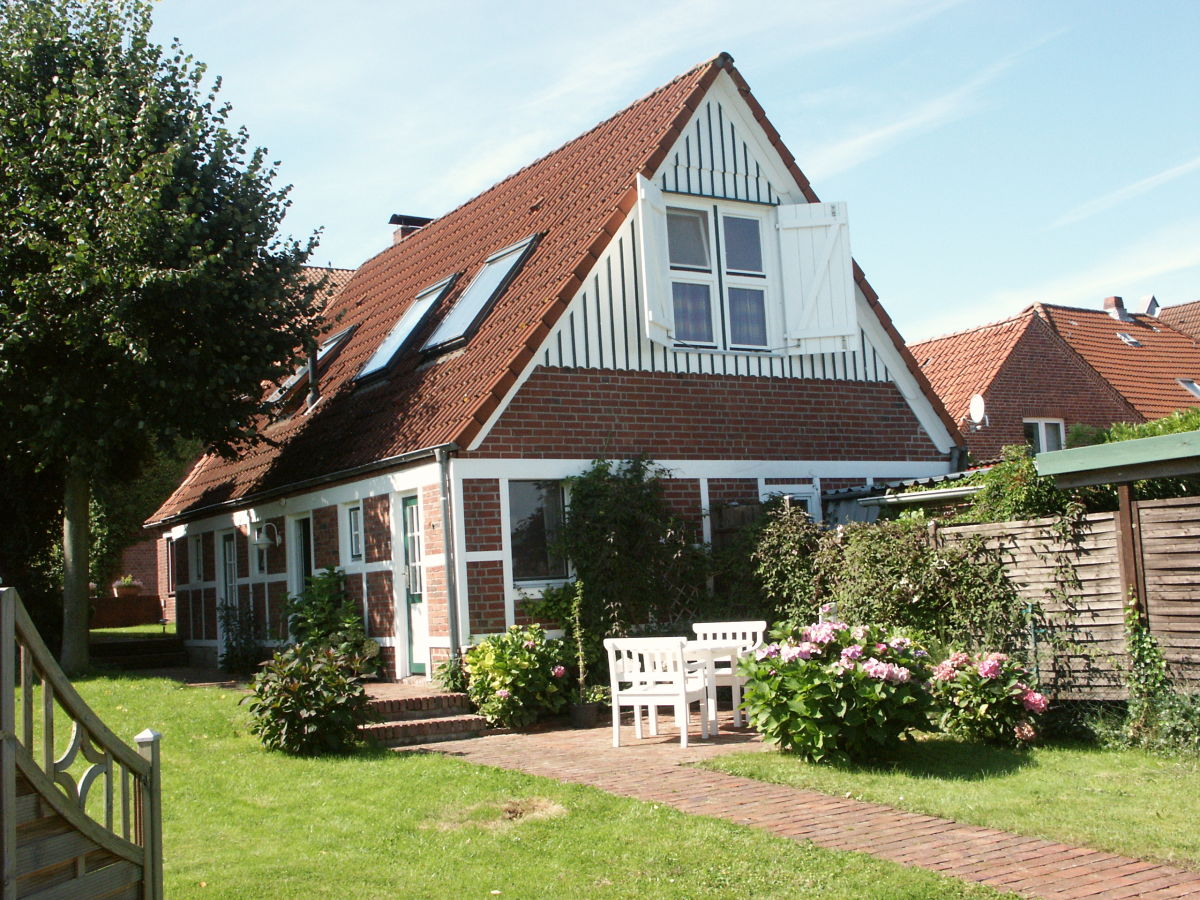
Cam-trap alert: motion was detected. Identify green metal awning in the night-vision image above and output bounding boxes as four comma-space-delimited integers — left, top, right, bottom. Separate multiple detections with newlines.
1035, 431, 1200, 488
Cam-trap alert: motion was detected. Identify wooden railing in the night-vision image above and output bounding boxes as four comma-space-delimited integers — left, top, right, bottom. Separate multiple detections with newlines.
1, 586, 162, 899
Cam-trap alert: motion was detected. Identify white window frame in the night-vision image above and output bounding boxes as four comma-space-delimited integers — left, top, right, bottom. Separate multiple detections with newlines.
665, 198, 777, 352
346, 504, 364, 563
251, 525, 269, 576
190, 534, 204, 584
507, 479, 569, 586
1023, 418, 1065, 454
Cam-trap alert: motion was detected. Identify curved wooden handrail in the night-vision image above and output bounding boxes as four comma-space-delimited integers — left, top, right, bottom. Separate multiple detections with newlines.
11, 597, 148, 776
2, 586, 163, 900
11, 741, 144, 866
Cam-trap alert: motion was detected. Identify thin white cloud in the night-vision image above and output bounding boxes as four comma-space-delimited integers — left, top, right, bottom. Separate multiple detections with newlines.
803, 53, 1021, 181
1049, 154, 1200, 228
985, 217, 1200, 311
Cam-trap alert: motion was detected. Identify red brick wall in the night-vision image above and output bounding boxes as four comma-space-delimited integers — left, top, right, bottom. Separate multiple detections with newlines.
466, 560, 506, 635
661, 477, 703, 534
265, 517, 287, 575
468, 368, 945, 462
313, 505, 340, 569
964, 318, 1142, 461
366, 571, 394, 638
463, 480, 503, 552
118, 538, 160, 595
364, 495, 391, 563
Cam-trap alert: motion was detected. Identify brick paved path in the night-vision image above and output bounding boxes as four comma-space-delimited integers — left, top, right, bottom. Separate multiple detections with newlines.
412, 713, 1200, 899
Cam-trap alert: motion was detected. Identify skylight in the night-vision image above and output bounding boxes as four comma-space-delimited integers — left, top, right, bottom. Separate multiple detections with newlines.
421, 235, 539, 353
268, 325, 355, 404
355, 276, 457, 380
1116, 332, 1142, 347
1178, 379, 1200, 399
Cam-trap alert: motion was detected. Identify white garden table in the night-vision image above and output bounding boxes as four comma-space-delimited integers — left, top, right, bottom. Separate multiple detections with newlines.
684, 640, 745, 736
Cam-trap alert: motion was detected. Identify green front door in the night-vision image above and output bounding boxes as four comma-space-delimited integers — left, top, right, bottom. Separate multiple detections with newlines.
401, 496, 426, 675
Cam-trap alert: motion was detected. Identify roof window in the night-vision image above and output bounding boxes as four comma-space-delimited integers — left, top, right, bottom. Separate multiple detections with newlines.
421, 235, 539, 353
1115, 332, 1142, 347
1178, 379, 1200, 399
355, 276, 457, 380
268, 325, 355, 404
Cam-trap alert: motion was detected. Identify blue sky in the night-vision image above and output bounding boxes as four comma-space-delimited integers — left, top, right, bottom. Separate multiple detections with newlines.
149, 0, 1199, 343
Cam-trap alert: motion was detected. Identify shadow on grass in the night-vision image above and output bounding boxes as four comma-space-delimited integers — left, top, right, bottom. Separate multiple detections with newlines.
829, 734, 1039, 782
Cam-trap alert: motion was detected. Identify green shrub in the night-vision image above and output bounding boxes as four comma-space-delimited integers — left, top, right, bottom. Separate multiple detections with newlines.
753, 510, 1028, 653
1111, 609, 1200, 756
284, 567, 379, 672
463, 625, 569, 727
217, 600, 263, 674
557, 457, 708, 633
927, 651, 1049, 745
738, 621, 932, 763
243, 643, 374, 755
433, 653, 469, 693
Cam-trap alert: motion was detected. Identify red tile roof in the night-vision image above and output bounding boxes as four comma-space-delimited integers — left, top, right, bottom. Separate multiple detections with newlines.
909, 313, 1032, 424
151, 53, 955, 525
1158, 299, 1200, 342
912, 302, 1200, 427
1036, 303, 1200, 419
300, 265, 355, 308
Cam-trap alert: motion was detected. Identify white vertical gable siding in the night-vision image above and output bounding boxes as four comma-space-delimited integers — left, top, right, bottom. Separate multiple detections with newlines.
659, 90, 783, 204
538, 213, 892, 383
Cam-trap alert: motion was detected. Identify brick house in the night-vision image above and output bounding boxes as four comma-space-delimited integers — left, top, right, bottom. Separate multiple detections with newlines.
910, 296, 1200, 461
148, 53, 961, 677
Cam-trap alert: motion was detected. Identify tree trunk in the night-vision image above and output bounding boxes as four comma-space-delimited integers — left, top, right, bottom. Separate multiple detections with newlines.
60, 461, 91, 674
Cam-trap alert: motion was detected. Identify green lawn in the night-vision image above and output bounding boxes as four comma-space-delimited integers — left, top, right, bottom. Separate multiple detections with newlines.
701, 736, 1200, 869
90, 622, 176, 640
63, 675, 1009, 899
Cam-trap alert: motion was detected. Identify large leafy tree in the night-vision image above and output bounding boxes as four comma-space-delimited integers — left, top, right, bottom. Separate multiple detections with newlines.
0, 0, 325, 672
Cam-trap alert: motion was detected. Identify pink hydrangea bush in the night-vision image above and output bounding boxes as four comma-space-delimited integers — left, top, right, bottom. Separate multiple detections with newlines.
739, 622, 933, 763
928, 650, 1048, 745
463, 625, 569, 727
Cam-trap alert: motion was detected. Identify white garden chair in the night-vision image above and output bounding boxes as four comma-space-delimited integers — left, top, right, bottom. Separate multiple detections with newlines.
690, 620, 767, 727
604, 637, 710, 749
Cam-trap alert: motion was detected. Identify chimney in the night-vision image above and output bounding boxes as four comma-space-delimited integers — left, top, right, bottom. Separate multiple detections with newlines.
389, 213, 432, 245
1138, 294, 1159, 317
1103, 296, 1133, 322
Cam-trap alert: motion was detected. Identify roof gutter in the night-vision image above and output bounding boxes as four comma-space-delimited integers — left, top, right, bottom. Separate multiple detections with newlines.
857, 483, 982, 508
146, 442, 459, 529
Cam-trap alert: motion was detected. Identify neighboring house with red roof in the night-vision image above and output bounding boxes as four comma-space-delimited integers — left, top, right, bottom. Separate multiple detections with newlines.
910, 296, 1200, 462
1158, 298, 1200, 342
148, 53, 961, 677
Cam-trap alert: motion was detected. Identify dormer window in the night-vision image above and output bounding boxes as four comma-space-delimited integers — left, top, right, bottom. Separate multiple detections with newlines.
422, 235, 539, 354
355, 276, 457, 381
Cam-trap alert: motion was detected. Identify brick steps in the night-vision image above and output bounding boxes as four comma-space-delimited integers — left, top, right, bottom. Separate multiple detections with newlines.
362, 691, 488, 747
89, 637, 190, 670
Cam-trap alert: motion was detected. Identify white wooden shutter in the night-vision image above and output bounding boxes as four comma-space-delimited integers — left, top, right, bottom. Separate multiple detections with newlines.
777, 201, 857, 356
636, 174, 674, 345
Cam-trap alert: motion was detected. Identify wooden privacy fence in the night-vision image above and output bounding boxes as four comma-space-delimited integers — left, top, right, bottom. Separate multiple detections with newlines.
937, 496, 1200, 698
1, 587, 162, 900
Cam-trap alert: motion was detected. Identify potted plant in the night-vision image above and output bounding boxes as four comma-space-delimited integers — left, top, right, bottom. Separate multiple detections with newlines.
112, 575, 143, 599
567, 582, 604, 728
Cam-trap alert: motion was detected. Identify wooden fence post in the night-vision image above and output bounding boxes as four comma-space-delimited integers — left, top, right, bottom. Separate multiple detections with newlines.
1115, 483, 1147, 625
135, 729, 163, 900
2, 589, 17, 900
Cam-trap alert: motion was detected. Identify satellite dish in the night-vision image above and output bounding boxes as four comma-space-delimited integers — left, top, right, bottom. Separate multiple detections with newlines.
968, 394, 987, 426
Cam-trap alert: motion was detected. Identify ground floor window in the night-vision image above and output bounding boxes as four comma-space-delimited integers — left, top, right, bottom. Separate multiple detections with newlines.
508, 480, 566, 581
